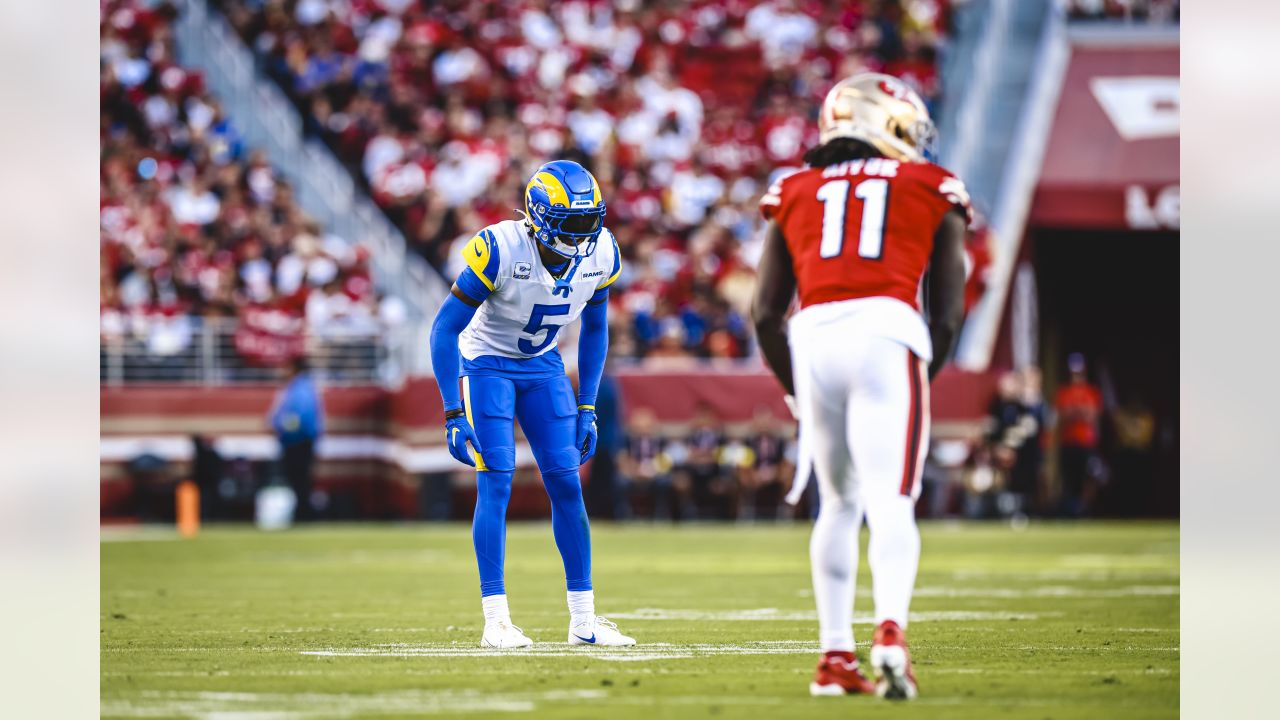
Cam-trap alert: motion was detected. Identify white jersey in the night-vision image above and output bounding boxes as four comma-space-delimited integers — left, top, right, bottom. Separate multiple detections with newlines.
458, 219, 621, 362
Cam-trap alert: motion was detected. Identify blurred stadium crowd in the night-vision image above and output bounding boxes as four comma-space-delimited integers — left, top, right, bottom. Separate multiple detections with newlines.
101, 0, 406, 375
215, 0, 952, 362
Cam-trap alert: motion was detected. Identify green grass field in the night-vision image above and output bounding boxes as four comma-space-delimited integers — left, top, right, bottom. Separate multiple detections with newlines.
101, 521, 1178, 719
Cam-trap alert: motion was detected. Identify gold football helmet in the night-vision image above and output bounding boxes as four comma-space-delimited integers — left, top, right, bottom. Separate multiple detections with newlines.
818, 73, 936, 162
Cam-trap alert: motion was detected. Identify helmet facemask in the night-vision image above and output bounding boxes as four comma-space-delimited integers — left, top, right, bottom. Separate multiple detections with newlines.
525, 161, 607, 261
528, 203, 605, 260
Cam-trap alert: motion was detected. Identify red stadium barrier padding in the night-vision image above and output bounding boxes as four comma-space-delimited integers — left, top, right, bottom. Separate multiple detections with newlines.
101, 368, 996, 519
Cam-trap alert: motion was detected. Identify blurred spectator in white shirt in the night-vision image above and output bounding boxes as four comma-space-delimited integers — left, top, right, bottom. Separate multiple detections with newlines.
746, 0, 819, 69
363, 125, 405, 182
635, 64, 704, 140
567, 93, 614, 156
430, 141, 491, 208
668, 159, 725, 228
167, 179, 220, 226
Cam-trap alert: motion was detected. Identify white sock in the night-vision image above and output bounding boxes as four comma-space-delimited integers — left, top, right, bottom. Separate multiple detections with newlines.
567, 590, 595, 625
864, 492, 920, 629
482, 594, 511, 625
810, 495, 862, 652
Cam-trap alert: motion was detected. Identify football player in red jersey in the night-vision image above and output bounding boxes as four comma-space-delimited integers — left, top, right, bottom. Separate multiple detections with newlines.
751, 74, 971, 700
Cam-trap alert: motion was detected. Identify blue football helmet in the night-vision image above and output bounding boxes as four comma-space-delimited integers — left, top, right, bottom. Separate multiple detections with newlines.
524, 160, 606, 260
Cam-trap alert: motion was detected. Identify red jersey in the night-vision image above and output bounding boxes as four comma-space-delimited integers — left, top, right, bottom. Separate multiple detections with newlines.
1056, 382, 1103, 448
760, 158, 971, 310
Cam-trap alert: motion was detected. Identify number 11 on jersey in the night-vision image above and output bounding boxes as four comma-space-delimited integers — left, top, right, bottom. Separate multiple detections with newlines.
817, 178, 889, 261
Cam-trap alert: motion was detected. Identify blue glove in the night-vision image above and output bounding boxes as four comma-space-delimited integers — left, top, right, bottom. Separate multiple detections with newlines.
576, 406, 598, 464
444, 411, 483, 467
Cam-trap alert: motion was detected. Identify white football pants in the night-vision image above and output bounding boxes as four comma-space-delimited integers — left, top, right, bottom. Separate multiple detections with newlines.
791, 326, 928, 653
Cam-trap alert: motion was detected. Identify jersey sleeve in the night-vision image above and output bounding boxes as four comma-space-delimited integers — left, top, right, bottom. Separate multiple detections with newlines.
596, 229, 622, 291
934, 168, 974, 227
759, 176, 785, 220
456, 227, 504, 301
759, 167, 807, 221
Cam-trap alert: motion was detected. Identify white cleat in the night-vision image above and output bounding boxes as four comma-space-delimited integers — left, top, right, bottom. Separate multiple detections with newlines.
480, 620, 533, 649
568, 616, 636, 647
870, 644, 918, 700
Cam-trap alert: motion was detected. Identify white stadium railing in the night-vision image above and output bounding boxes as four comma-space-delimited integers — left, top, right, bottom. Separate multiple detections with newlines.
100, 317, 412, 387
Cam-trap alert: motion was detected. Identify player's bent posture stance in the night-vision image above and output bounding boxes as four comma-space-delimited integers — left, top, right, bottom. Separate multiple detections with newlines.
429, 160, 635, 649
751, 74, 970, 699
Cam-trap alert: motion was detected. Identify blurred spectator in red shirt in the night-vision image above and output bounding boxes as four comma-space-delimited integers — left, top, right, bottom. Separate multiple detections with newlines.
1055, 353, 1103, 516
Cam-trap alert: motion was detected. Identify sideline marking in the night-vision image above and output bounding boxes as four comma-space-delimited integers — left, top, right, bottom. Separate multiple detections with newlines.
100, 689, 606, 719
912, 585, 1178, 598
301, 640, 823, 662
605, 608, 1052, 622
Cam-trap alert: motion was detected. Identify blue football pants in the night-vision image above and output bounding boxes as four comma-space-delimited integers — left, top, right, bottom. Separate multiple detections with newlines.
463, 372, 591, 597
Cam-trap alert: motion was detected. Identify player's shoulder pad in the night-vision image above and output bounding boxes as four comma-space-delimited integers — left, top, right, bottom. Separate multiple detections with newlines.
758, 166, 807, 220
911, 162, 974, 227
597, 227, 622, 289
462, 226, 504, 291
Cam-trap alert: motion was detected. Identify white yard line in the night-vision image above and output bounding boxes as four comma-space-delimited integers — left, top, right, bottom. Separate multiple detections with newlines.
605, 608, 1054, 622
928, 666, 1174, 675
912, 585, 1178, 598
300, 641, 822, 663
101, 689, 608, 719
946, 569, 1178, 582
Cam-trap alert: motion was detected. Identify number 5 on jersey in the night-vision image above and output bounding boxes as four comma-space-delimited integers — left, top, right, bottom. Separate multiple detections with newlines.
817, 178, 889, 261
519, 303, 570, 354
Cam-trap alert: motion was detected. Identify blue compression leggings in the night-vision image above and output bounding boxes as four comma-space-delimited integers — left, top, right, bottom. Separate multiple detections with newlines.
465, 373, 591, 597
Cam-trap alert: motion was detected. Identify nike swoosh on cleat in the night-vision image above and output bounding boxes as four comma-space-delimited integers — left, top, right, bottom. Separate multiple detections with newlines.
573, 633, 596, 644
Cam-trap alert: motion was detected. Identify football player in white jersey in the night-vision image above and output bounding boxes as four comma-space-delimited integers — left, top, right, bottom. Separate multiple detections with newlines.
429, 160, 635, 649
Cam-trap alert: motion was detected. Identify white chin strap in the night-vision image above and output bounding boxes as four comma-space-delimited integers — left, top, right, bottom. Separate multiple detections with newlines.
550, 238, 580, 258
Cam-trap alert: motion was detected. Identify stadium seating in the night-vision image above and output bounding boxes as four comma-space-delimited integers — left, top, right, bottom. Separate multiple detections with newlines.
100, 0, 406, 381
214, 0, 952, 362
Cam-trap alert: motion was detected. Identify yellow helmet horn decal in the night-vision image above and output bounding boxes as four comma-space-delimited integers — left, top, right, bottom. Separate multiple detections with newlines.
530, 172, 571, 207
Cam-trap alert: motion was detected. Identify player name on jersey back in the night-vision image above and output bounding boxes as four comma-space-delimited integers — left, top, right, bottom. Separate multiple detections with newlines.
820, 158, 901, 179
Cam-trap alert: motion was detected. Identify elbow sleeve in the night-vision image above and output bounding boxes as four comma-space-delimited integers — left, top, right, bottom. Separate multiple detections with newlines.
576, 294, 610, 407
429, 294, 479, 411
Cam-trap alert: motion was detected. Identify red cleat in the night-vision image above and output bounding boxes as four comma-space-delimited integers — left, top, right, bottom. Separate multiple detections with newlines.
870, 620, 918, 700
809, 651, 877, 696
